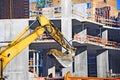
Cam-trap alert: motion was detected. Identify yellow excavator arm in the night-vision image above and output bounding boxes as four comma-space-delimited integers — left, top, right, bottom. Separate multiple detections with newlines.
0, 15, 76, 78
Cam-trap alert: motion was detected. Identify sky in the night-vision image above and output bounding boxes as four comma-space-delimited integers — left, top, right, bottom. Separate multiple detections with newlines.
29, 0, 37, 2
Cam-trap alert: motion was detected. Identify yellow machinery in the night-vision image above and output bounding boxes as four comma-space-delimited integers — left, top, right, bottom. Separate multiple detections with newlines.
0, 15, 76, 80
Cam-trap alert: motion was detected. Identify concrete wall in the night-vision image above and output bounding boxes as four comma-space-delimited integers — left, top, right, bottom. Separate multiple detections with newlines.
102, 29, 108, 40
72, 3, 87, 19
74, 46, 88, 76
0, 19, 29, 80
97, 49, 109, 78
78, 29, 87, 43
97, 49, 120, 77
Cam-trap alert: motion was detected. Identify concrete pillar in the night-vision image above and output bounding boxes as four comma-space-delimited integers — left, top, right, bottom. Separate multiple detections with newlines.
61, 0, 72, 41
37, 52, 39, 75
61, 0, 73, 76
74, 46, 88, 76
33, 52, 36, 73
48, 66, 55, 77
102, 29, 108, 40
97, 49, 109, 78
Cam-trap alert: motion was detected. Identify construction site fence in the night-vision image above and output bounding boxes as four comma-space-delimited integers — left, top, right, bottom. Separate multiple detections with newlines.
95, 17, 120, 27
74, 34, 120, 48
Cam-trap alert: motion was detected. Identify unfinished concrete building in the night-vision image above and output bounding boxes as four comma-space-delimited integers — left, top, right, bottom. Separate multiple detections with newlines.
0, 0, 120, 80
29, 0, 120, 78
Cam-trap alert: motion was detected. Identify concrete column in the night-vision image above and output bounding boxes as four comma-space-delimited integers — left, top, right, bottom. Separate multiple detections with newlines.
37, 52, 39, 75
33, 52, 35, 72
102, 29, 108, 40
61, 0, 72, 41
48, 66, 55, 77
61, 0, 72, 76
97, 49, 109, 78
74, 46, 88, 76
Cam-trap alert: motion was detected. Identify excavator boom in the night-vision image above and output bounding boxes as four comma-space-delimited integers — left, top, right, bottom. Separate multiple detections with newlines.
0, 15, 76, 79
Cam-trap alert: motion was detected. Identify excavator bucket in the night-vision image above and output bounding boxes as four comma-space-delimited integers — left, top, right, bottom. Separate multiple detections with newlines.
47, 49, 75, 67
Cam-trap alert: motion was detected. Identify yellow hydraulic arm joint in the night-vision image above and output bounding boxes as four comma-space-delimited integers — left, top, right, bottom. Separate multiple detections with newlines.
37, 16, 76, 53
37, 16, 76, 65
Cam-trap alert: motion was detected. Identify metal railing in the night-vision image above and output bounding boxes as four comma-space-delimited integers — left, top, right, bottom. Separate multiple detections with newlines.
86, 35, 118, 48
30, 8, 120, 27
74, 34, 120, 48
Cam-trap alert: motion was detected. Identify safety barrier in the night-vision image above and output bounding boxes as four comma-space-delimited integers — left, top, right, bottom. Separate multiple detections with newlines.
101, 39, 118, 48
64, 72, 120, 80
95, 18, 120, 27
30, 9, 61, 18
74, 34, 119, 48
105, 41, 117, 48
86, 35, 102, 44
86, 35, 118, 48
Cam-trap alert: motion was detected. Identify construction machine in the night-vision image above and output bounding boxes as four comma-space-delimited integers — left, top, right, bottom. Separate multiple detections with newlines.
0, 15, 76, 80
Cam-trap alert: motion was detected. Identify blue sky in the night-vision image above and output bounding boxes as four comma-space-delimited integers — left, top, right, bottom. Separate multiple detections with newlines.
29, 0, 37, 2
